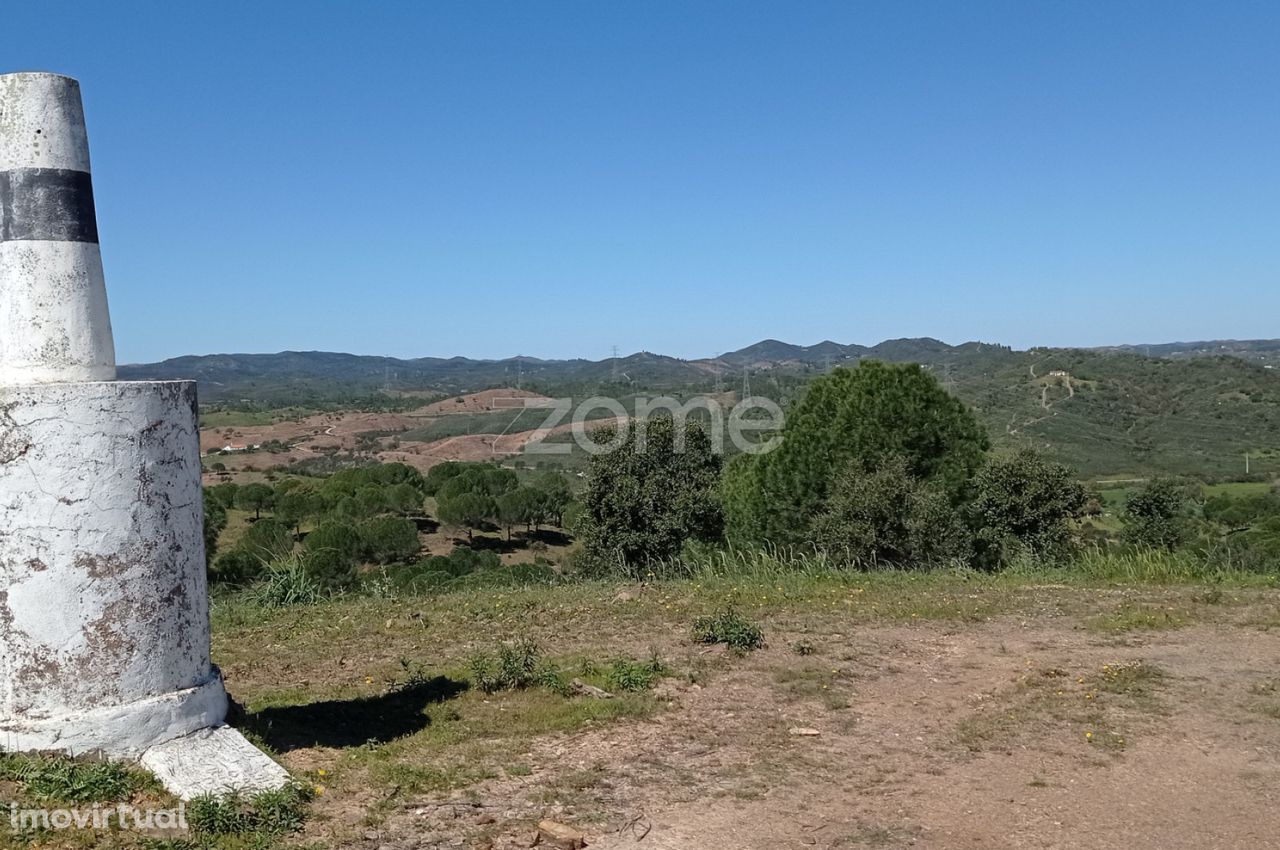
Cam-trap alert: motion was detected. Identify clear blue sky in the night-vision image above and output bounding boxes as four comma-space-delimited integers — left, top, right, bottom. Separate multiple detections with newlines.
8, 1, 1279, 363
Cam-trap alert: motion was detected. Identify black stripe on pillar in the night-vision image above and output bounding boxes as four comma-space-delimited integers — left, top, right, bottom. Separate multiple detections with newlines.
0, 168, 99, 244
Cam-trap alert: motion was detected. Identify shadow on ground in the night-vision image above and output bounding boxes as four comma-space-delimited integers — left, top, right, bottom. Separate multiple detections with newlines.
238, 676, 468, 752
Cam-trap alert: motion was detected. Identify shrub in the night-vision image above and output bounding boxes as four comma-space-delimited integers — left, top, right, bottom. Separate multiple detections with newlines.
606, 653, 667, 692
359, 516, 420, 564
210, 548, 267, 586
253, 557, 327, 608
1124, 479, 1195, 550
811, 458, 971, 568
240, 519, 294, 562
468, 639, 567, 694
302, 547, 358, 590
692, 607, 765, 653
577, 416, 723, 575
970, 449, 1088, 562
304, 521, 362, 558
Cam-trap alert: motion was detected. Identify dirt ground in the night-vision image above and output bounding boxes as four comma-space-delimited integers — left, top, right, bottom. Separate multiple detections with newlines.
213, 580, 1280, 850
200, 388, 619, 475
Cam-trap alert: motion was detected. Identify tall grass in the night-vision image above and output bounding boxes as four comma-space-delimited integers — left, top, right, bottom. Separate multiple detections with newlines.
251, 556, 327, 608
1004, 546, 1276, 585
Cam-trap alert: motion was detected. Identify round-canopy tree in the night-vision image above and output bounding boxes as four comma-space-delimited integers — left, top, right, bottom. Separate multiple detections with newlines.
723, 360, 989, 545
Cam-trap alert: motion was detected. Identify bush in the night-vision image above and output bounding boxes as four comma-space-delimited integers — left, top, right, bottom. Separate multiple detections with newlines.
210, 548, 267, 586
468, 639, 566, 694
240, 519, 294, 562
810, 458, 971, 568
578, 416, 723, 575
253, 557, 327, 607
302, 547, 358, 590
606, 653, 667, 692
415, 546, 501, 577
305, 519, 360, 551
1124, 479, 1195, 550
970, 449, 1088, 565
359, 516, 420, 564
692, 607, 765, 653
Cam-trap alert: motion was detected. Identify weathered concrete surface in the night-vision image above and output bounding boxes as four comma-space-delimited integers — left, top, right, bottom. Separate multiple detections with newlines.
141, 725, 293, 800
0, 72, 114, 384
0, 380, 223, 756
0, 71, 288, 798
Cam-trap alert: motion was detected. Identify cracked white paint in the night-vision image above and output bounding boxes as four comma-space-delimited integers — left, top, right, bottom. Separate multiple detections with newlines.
0, 381, 224, 755
0, 72, 288, 797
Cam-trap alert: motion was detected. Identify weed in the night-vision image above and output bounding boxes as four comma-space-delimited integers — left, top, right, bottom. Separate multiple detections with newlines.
1087, 604, 1191, 633
606, 652, 667, 692
468, 639, 567, 695
187, 783, 313, 838
252, 556, 327, 608
792, 639, 817, 656
0, 753, 154, 802
692, 606, 765, 653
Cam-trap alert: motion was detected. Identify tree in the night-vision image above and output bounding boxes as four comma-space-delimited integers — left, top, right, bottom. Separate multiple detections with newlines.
1124, 478, 1194, 550
437, 492, 497, 542
203, 497, 228, 566
423, 461, 468, 496
810, 458, 970, 568
303, 521, 362, 560
355, 486, 388, 517
386, 482, 423, 516
970, 449, 1088, 562
723, 361, 989, 546
239, 519, 294, 564
207, 482, 239, 510
534, 472, 573, 527
496, 486, 549, 538
359, 516, 421, 564
234, 483, 275, 520
578, 416, 722, 574
274, 488, 322, 537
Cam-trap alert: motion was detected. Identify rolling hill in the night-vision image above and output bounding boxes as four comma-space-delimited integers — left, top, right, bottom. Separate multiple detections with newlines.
122, 338, 1280, 480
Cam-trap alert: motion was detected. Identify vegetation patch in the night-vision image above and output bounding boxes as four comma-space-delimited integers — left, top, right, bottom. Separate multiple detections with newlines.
1086, 603, 1194, 633
692, 606, 765, 653
955, 660, 1168, 754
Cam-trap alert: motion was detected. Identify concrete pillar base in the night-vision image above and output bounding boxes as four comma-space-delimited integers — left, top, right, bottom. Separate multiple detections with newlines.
0, 671, 227, 758
141, 724, 293, 800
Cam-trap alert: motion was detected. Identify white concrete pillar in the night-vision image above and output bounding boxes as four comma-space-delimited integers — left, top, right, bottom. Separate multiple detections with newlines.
0, 72, 287, 798
0, 72, 115, 384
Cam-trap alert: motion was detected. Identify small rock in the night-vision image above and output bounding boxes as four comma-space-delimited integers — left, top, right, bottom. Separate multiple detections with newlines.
537, 819, 587, 849
570, 679, 614, 700
789, 727, 821, 737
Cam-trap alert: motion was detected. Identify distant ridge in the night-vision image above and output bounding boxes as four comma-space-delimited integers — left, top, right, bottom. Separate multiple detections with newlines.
120, 336, 1280, 396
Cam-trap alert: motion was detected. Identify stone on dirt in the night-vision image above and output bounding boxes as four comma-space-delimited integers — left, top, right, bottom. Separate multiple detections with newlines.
536, 819, 588, 849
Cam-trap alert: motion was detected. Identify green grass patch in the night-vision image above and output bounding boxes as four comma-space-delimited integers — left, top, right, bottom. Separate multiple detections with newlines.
1086, 603, 1193, 633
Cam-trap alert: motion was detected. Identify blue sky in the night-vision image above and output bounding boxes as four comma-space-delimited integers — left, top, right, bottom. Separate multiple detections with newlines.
8, 1, 1279, 363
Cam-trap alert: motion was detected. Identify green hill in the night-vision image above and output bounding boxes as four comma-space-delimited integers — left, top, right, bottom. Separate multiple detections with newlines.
122, 338, 1280, 481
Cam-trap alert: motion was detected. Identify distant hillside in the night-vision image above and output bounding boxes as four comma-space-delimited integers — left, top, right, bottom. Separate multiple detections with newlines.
1089, 339, 1280, 363
121, 337, 1280, 480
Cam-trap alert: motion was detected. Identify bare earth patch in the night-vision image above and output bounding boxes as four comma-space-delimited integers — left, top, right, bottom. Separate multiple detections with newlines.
207, 579, 1280, 849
